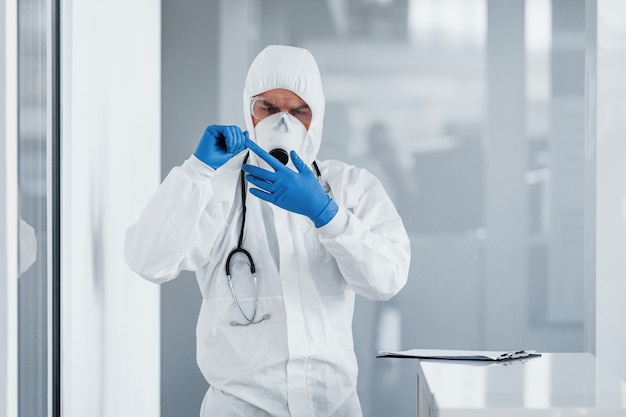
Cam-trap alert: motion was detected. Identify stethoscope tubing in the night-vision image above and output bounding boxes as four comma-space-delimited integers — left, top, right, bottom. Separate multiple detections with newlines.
225, 144, 323, 326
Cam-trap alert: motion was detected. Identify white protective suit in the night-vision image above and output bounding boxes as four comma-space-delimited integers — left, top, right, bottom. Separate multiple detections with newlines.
124, 45, 411, 417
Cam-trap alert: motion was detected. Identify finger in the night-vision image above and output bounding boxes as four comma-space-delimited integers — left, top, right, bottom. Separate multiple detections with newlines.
233, 127, 247, 154
244, 138, 265, 156
208, 125, 226, 147
227, 126, 248, 154
213, 124, 230, 139
244, 138, 285, 172
290, 151, 311, 174
203, 125, 214, 136
223, 126, 234, 152
242, 164, 277, 182
245, 174, 278, 193
248, 186, 276, 204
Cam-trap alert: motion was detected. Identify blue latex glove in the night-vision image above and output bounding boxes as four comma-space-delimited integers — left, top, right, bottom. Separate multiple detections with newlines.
242, 139, 338, 227
194, 125, 249, 169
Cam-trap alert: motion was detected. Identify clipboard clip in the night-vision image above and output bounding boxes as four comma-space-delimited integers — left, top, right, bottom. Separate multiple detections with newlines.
497, 350, 536, 360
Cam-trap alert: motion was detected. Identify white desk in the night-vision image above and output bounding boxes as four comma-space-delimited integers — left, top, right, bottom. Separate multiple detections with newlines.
415, 353, 626, 416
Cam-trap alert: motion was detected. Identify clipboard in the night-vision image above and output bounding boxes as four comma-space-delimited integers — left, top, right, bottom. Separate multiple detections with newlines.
376, 349, 542, 362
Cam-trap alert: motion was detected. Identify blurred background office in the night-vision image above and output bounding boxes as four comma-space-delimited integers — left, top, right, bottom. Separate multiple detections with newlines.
161, 1, 585, 416
2, 0, 626, 417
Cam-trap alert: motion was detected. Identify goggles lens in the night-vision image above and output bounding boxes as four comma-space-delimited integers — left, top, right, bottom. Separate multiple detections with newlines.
250, 96, 312, 126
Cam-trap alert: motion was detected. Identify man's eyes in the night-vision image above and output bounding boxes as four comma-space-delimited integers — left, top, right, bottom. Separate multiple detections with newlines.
261, 106, 309, 115
260, 105, 280, 113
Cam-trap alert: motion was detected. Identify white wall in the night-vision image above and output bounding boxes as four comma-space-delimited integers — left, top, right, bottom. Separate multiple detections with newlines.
0, 1, 18, 416
60, 0, 161, 416
160, 1, 219, 415
217, 0, 256, 126
586, 0, 626, 388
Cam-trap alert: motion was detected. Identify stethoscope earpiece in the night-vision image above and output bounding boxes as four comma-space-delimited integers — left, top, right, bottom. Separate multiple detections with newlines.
230, 314, 271, 327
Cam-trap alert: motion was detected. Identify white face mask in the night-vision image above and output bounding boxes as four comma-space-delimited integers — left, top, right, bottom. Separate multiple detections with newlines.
253, 112, 307, 171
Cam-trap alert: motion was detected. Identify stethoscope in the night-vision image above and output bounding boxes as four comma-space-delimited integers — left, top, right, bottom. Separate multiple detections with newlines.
225, 151, 323, 326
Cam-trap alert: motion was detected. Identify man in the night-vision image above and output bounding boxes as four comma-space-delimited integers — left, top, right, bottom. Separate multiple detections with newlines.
125, 45, 410, 417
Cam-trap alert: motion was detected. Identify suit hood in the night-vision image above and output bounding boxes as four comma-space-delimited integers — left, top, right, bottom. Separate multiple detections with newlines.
243, 45, 325, 165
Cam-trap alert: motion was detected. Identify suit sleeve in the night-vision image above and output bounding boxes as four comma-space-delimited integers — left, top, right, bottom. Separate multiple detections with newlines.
317, 166, 411, 300
124, 155, 233, 283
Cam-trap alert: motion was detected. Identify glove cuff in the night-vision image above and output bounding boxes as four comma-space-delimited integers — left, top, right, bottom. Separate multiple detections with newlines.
193, 150, 220, 170
311, 198, 339, 228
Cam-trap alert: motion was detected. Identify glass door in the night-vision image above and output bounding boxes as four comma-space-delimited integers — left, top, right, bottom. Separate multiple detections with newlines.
17, 0, 60, 415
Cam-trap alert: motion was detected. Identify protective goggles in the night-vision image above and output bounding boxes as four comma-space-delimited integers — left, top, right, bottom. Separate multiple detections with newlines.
250, 96, 312, 127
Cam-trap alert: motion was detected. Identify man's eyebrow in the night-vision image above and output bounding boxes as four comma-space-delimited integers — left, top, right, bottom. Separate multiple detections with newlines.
256, 97, 309, 109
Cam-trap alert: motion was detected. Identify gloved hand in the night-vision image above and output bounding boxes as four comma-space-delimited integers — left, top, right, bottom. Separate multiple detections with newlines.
243, 140, 338, 228
194, 125, 249, 169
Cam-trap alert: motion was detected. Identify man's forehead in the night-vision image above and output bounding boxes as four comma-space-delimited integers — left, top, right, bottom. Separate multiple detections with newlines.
257, 88, 306, 103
